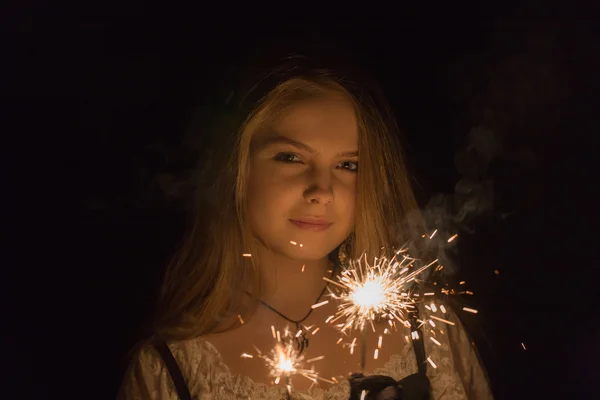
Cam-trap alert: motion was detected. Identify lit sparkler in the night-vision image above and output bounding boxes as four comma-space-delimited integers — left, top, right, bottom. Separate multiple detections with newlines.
323, 247, 439, 371
323, 231, 479, 373
243, 326, 332, 398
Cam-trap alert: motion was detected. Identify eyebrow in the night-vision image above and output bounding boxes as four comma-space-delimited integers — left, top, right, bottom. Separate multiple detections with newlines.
254, 134, 359, 158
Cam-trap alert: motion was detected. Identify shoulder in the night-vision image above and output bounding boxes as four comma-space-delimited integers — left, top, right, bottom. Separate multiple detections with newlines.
118, 337, 223, 400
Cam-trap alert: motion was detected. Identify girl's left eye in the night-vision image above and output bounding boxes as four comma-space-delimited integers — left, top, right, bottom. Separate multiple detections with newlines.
338, 160, 359, 172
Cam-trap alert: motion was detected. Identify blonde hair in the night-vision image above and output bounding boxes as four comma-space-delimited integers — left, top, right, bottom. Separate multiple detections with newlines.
152, 71, 424, 342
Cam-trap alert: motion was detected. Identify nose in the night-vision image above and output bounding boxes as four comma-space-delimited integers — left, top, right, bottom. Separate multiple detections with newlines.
304, 168, 334, 205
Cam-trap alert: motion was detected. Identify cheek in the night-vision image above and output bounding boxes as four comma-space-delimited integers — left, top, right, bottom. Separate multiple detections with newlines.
247, 163, 298, 219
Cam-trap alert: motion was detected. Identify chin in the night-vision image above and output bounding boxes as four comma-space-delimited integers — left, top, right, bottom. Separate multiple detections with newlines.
280, 243, 335, 261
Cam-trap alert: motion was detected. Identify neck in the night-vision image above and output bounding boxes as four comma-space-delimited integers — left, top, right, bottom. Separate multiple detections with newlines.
256, 248, 332, 322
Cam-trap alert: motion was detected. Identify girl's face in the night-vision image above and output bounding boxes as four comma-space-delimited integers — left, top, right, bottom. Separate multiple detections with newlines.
247, 96, 358, 260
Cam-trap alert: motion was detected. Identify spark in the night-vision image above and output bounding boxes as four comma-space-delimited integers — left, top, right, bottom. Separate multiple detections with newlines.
427, 357, 437, 369
459, 281, 466, 285
336, 338, 343, 344
311, 300, 329, 309
447, 234, 458, 243
429, 229, 438, 239
271, 326, 276, 339
290, 240, 297, 245
430, 303, 438, 312
302, 264, 305, 272
325, 315, 334, 323
242, 253, 252, 257
430, 337, 442, 346
430, 315, 456, 326
494, 269, 500, 275
360, 390, 367, 400
240, 353, 253, 358
521, 343, 527, 350
378, 335, 383, 349
440, 305, 447, 314
237, 314, 245, 324
463, 307, 478, 314
312, 327, 320, 335
350, 338, 357, 354
306, 355, 325, 363
374, 349, 379, 359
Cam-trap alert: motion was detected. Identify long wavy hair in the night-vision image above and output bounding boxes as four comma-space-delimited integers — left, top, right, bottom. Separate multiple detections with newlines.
151, 61, 425, 342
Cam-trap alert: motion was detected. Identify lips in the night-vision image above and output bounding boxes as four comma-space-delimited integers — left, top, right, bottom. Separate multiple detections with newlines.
289, 218, 332, 232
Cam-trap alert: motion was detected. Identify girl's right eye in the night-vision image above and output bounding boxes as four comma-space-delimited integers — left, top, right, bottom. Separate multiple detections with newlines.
273, 152, 303, 163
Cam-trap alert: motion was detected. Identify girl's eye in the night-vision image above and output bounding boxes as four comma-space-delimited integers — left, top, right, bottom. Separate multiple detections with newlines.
338, 161, 359, 172
273, 152, 303, 163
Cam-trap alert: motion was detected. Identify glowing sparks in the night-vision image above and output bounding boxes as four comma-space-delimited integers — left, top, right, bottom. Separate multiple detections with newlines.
246, 327, 331, 393
302, 264, 305, 272
440, 305, 447, 314
378, 335, 383, 349
521, 342, 527, 350
242, 253, 252, 257
447, 234, 458, 243
463, 307, 479, 314
237, 314, 245, 324
336, 338, 343, 344
325, 249, 438, 336
312, 327, 320, 335
430, 337, 442, 346
374, 349, 379, 359
429, 229, 438, 239
325, 315, 334, 323
271, 326, 276, 339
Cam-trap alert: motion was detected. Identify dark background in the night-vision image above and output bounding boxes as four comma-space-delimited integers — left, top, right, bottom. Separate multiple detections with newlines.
3, 1, 599, 399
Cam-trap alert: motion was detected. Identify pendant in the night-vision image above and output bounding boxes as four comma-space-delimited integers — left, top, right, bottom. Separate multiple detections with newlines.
294, 323, 309, 355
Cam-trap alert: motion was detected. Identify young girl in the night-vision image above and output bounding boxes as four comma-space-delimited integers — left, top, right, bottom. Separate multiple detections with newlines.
118, 57, 494, 399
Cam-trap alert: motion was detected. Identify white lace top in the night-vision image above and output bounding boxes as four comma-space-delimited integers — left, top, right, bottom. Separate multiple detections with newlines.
118, 310, 493, 399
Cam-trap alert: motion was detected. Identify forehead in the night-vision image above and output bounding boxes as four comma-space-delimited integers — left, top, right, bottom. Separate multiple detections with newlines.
260, 96, 358, 146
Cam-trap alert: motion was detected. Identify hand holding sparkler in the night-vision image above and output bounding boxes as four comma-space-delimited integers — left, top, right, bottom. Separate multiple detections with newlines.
348, 373, 430, 400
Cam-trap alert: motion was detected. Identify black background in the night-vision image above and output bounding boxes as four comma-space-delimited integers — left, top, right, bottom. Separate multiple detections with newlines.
3, 1, 599, 399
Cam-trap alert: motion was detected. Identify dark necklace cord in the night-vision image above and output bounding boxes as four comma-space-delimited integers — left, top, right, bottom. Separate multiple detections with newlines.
250, 261, 338, 354
258, 281, 330, 325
